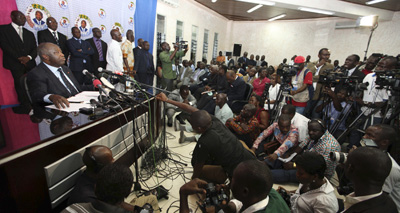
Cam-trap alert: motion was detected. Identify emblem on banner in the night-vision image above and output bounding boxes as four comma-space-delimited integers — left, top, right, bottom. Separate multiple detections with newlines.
128, 17, 134, 26
100, 25, 107, 34
25, 4, 50, 31
75, 14, 93, 37
112, 22, 124, 36
60, 17, 70, 28
128, 1, 135, 10
98, 9, 106, 19
58, 0, 68, 9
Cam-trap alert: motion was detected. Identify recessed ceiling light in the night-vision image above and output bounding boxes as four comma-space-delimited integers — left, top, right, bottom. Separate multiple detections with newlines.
235, 0, 275, 6
298, 7, 335, 15
268, 13, 286, 21
211, 0, 217, 3
366, 0, 387, 5
247, 4, 263, 13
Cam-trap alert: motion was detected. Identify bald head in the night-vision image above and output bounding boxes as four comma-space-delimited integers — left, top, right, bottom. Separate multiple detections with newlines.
190, 110, 211, 134
226, 70, 236, 83
346, 146, 391, 187
83, 145, 114, 173
232, 160, 273, 201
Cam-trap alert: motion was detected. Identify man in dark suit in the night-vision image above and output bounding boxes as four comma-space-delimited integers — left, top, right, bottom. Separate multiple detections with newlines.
134, 41, 155, 88
66, 27, 94, 85
27, 43, 93, 109
343, 147, 397, 212
37, 17, 69, 64
86, 27, 107, 76
133, 38, 143, 63
227, 55, 235, 69
237, 51, 248, 69
33, 11, 45, 26
0, 10, 37, 113
226, 70, 247, 112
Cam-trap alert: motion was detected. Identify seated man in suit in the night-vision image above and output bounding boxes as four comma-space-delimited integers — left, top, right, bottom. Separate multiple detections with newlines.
226, 70, 247, 112
86, 28, 107, 76
67, 145, 160, 212
66, 27, 94, 85
343, 147, 397, 212
175, 60, 193, 89
27, 43, 93, 109
37, 17, 69, 63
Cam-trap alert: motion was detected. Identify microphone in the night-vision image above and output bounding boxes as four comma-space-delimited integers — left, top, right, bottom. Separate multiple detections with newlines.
93, 79, 109, 96
100, 77, 115, 90
83, 69, 97, 80
98, 67, 124, 76
90, 98, 104, 108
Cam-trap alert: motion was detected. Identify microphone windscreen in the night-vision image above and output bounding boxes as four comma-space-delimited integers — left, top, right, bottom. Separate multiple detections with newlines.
82, 69, 88, 75
93, 79, 102, 88
98, 67, 103, 72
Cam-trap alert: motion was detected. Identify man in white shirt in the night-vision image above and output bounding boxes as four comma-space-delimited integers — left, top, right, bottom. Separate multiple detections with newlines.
342, 147, 396, 212
106, 29, 123, 72
281, 104, 309, 145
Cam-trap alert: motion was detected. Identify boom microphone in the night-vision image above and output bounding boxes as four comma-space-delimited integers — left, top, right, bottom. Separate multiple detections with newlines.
98, 67, 124, 76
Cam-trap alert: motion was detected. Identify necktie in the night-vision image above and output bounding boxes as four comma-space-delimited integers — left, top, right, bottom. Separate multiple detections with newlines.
58, 68, 79, 96
18, 26, 23, 42
95, 39, 104, 61
52, 32, 59, 46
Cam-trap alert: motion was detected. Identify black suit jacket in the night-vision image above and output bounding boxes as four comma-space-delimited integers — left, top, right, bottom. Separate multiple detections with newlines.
37, 29, 69, 61
0, 24, 37, 72
133, 49, 155, 75
27, 62, 86, 104
133, 46, 141, 62
227, 77, 246, 104
66, 38, 94, 72
237, 56, 247, 69
344, 193, 397, 213
86, 37, 107, 70
227, 58, 235, 68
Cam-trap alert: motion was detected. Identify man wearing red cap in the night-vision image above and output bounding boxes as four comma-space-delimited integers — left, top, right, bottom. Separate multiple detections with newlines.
289, 56, 313, 115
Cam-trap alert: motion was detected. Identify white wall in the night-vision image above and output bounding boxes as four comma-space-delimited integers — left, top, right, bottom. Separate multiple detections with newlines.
229, 12, 400, 66
155, 1, 400, 66
154, 0, 230, 63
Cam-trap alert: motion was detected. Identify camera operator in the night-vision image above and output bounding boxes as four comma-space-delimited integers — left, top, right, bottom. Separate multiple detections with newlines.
315, 87, 351, 143
305, 48, 334, 118
159, 42, 188, 91
179, 160, 290, 213
289, 56, 313, 115
349, 56, 397, 148
359, 53, 383, 75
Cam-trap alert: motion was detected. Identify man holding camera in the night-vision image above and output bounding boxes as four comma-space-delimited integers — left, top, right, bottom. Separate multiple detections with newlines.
159, 42, 188, 91
290, 56, 313, 115
306, 48, 334, 118
179, 160, 290, 213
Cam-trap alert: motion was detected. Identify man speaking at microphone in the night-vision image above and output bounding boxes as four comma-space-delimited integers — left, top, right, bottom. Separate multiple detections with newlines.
27, 43, 94, 109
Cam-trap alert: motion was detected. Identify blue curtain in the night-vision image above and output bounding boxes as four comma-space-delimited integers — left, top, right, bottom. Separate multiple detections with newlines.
134, 0, 157, 54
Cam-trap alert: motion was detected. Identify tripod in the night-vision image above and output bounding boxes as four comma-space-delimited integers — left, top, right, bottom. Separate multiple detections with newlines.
270, 86, 293, 124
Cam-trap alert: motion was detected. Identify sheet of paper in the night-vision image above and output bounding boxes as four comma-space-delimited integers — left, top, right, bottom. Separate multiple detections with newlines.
278, 152, 297, 163
45, 91, 100, 112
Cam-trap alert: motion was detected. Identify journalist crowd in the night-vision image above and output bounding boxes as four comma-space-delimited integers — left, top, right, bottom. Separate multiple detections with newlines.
1, 9, 400, 213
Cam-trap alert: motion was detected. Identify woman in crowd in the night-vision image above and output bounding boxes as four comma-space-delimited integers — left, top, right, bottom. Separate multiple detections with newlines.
252, 67, 270, 96
279, 152, 339, 213
249, 94, 269, 130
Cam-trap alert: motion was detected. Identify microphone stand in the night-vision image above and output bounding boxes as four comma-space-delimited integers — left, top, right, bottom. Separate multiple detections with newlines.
126, 79, 187, 166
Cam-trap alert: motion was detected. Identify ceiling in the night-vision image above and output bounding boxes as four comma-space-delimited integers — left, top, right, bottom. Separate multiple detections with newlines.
194, 0, 400, 21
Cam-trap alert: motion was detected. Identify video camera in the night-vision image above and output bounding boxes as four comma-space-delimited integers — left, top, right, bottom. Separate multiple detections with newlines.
199, 183, 228, 212
173, 40, 188, 50
375, 69, 400, 91
318, 69, 369, 92
277, 65, 298, 92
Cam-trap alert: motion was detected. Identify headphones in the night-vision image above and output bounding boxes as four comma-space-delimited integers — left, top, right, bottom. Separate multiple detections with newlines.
309, 118, 327, 132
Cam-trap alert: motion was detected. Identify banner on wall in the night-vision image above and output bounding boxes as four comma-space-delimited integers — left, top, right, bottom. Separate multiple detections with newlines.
16, 0, 136, 42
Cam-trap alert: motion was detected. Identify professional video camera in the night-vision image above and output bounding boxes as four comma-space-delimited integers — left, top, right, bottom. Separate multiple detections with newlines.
173, 40, 188, 50
318, 69, 369, 92
262, 83, 272, 99
199, 183, 228, 212
375, 69, 400, 91
277, 65, 297, 92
